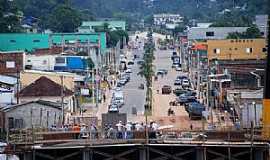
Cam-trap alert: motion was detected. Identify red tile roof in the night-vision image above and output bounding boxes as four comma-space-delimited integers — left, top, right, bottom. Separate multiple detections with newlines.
19, 76, 73, 97
191, 44, 207, 50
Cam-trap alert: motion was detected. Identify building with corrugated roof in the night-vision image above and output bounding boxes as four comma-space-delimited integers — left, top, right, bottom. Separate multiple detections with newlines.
78, 21, 126, 33
0, 33, 107, 53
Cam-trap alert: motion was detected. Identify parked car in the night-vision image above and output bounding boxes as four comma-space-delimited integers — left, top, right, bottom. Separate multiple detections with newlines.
162, 85, 172, 94
137, 60, 144, 65
173, 88, 188, 96
126, 68, 132, 73
186, 102, 205, 120
177, 92, 196, 105
175, 66, 182, 71
177, 75, 188, 80
182, 79, 190, 87
172, 63, 179, 68
157, 69, 168, 75
108, 104, 119, 112
128, 61, 134, 65
174, 79, 182, 85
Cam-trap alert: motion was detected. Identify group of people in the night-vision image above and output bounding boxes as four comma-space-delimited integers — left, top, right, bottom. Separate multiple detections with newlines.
49, 123, 98, 139
104, 120, 159, 139
48, 120, 160, 140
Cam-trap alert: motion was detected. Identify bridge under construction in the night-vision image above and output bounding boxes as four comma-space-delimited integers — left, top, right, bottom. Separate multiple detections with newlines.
6, 130, 270, 160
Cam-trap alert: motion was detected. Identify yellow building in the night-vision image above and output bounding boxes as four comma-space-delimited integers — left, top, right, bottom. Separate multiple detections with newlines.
207, 39, 267, 61
20, 70, 76, 91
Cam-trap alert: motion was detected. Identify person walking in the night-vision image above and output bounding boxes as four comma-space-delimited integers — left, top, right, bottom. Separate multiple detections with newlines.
116, 121, 124, 139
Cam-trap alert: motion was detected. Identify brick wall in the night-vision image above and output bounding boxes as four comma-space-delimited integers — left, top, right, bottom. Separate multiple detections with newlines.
0, 52, 24, 75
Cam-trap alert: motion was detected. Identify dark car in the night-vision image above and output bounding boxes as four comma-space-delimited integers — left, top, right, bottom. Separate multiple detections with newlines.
186, 102, 205, 120
127, 61, 134, 65
162, 85, 172, 94
137, 60, 144, 65
177, 92, 196, 105
157, 69, 168, 76
173, 88, 188, 96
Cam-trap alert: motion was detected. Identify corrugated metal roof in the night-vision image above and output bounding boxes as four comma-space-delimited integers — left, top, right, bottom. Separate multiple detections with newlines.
0, 75, 17, 85
0, 100, 62, 112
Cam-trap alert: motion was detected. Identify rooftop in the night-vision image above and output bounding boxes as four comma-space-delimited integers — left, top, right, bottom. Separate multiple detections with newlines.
19, 76, 73, 97
0, 100, 62, 112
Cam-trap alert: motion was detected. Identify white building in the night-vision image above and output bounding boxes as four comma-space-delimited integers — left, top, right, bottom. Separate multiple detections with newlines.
25, 54, 58, 71
255, 15, 268, 38
154, 14, 184, 26
187, 27, 248, 40
0, 75, 17, 105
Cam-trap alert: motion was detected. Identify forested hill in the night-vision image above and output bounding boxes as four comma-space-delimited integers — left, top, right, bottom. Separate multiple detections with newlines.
70, 0, 268, 19
15, 0, 268, 20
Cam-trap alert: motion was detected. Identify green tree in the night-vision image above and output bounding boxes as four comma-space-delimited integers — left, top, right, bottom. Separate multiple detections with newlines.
0, 0, 22, 33
48, 4, 82, 32
138, 31, 155, 112
227, 26, 262, 39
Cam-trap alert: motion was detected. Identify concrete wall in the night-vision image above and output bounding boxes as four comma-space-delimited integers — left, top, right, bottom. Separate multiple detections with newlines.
188, 27, 248, 40
5, 102, 62, 129
207, 39, 267, 60
20, 71, 75, 91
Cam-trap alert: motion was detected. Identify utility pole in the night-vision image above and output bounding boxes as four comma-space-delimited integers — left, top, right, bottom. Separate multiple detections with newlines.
61, 75, 65, 126
16, 53, 20, 104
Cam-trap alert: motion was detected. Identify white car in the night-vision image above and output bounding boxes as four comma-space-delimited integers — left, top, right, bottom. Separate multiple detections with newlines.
182, 79, 190, 87
108, 104, 119, 112
126, 68, 132, 73
175, 66, 182, 71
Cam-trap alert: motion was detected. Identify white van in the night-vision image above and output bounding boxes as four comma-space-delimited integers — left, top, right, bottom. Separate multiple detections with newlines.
112, 91, 124, 106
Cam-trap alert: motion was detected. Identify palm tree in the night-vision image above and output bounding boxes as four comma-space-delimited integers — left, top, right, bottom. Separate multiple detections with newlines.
138, 32, 155, 113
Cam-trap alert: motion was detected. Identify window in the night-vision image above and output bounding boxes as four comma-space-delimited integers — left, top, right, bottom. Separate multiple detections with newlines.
246, 48, 253, 53
43, 60, 47, 64
262, 48, 267, 52
55, 57, 65, 64
10, 40, 16, 43
235, 48, 238, 50
213, 48, 220, 54
15, 119, 23, 128
243, 40, 245, 43
33, 39, 40, 43
206, 31, 214, 37
8, 117, 14, 129
230, 40, 234, 43
6, 61, 15, 68
27, 60, 31, 62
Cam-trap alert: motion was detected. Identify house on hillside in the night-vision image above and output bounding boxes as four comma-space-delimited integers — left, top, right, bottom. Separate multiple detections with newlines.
78, 21, 126, 33
19, 76, 76, 113
0, 100, 62, 131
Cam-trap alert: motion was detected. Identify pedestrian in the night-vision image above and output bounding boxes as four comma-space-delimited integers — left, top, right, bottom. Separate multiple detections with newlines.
125, 121, 132, 139
190, 124, 193, 130
116, 121, 124, 139
103, 94, 106, 102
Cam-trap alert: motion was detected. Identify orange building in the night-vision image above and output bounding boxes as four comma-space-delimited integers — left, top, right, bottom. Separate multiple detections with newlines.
207, 39, 267, 61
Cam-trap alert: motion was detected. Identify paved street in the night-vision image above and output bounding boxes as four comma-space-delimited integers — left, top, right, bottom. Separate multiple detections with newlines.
120, 48, 146, 118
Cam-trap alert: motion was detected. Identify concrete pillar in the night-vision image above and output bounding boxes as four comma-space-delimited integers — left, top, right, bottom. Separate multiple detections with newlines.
196, 148, 204, 160
254, 149, 264, 160
139, 147, 147, 160
23, 152, 33, 160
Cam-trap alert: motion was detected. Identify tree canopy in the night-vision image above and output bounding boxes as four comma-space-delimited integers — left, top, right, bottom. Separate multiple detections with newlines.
227, 26, 262, 39
47, 5, 82, 33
